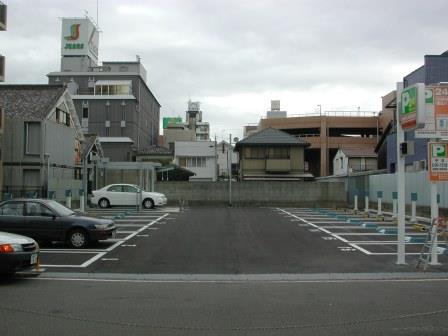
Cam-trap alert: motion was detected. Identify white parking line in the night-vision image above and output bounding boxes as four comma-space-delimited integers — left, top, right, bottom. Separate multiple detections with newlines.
278, 208, 371, 255
41, 213, 169, 268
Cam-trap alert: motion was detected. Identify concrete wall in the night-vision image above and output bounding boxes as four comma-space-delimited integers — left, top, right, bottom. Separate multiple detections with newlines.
154, 181, 346, 206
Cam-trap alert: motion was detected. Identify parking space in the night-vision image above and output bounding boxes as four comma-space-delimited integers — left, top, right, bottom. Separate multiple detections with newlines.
34, 206, 448, 275
39, 206, 180, 269
277, 207, 448, 259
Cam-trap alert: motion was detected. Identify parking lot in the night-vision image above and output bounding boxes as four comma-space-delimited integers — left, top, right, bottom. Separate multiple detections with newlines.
36, 206, 448, 274
38, 206, 179, 270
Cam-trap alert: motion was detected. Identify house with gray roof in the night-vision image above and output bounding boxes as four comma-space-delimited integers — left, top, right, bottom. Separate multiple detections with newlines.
0, 85, 84, 201
234, 127, 311, 180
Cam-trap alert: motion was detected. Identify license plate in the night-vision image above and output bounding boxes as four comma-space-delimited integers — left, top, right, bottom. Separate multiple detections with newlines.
30, 253, 38, 265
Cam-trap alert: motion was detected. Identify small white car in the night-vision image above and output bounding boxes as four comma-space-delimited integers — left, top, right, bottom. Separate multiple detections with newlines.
91, 184, 167, 209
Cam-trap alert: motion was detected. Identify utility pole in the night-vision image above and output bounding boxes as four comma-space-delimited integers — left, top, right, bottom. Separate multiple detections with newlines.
228, 134, 232, 207
396, 82, 406, 265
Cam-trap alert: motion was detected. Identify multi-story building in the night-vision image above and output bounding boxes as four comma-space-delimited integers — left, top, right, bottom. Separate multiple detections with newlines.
383, 51, 448, 173
162, 101, 211, 150
257, 113, 382, 177
47, 17, 161, 161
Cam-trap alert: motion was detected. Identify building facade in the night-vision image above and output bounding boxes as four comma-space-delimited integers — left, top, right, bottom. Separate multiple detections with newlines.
47, 17, 161, 161
0, 85, 84, 200
217, 141, 239, 178
333, 148, 377, 176
174, 141, 217, 181
234, 128, 310, 181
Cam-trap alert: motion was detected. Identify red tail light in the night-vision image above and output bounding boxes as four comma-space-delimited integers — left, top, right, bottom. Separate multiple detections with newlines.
0, 244, 14, 253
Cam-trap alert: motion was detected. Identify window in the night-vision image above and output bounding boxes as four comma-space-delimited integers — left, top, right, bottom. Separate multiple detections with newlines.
82, 106, 89, 119
178, 157, 206, 168
26, 202, 54, 217
340, 158, 343, 169
25, 122, 41, 155
270, 147, 290, 159
0, 202, 24, 216
246, 147, 266, 159
123, 185, 138, 193
107, 185, 123, 192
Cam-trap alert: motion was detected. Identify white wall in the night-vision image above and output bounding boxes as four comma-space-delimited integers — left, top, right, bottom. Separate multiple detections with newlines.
369, 171, 448, 208
333, 150, 348, 176
217, 142, 238, 177
174, 141, 217, 181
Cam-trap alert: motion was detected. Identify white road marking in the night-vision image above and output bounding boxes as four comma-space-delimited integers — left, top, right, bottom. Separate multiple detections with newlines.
101, 258, 119, 261
136, 234, 149, 237
42, 213, 169, 268
121, 244, 136, 247
278, 208, 371, 255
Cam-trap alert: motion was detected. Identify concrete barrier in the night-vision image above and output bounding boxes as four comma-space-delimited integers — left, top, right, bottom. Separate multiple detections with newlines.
154, 181, 346, 207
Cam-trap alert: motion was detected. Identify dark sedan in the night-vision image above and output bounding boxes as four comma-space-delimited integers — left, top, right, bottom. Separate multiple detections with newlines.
0, 199, 116, 248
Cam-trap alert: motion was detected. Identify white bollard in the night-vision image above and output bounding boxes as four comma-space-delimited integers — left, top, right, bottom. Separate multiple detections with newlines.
378, 198, 382, 216
410, 193, 417, 223
80, 194, 85, 212
392, 199, 397, 218
364, 195, 369, 213
354, 195, 358, 212
65, 190, 72, 209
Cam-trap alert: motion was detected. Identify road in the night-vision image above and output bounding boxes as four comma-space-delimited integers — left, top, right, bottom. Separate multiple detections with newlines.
3, 206, 448, 335
2, 276, 448, 336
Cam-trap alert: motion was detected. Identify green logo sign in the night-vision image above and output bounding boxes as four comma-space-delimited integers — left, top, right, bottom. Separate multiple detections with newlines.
65, 43, 84, 50
163, 117, 182, 129
402, 87, 417, 115
432, 144, 446, 157
425, 88, 434, 104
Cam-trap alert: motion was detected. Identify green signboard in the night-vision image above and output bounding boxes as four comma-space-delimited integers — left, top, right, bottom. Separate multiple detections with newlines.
163, 117, 182, 129
401, 86, 417, 115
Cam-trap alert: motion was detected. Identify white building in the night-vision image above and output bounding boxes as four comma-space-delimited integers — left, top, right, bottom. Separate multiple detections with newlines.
333, 148, 377, 176
174, 141, 217, 181
217, 141, 239, 178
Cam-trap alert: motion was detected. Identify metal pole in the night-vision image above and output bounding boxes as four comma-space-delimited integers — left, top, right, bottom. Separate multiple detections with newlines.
354, 194, 358, 212
364, 194, 369, 213
228, 134, 232, 207
46, 154, 50, 199
429, 182, 440, 265
396, 82, 406, 265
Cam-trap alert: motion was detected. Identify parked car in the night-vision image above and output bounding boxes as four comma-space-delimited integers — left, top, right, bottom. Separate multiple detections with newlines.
0, 199, 116, 248
0, 231, 40, 275
91, 184, 168, 209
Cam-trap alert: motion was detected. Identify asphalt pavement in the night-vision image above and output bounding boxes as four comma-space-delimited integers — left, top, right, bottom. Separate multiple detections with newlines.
1, 276, 448, 336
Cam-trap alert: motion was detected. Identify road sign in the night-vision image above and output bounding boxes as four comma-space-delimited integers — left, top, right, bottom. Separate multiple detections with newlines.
429, 142, 448, 181
416, 85, 448, 138
400, 83, 425, 130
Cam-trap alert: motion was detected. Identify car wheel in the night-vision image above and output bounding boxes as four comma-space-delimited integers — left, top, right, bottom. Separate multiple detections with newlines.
67, 229, 89, 248
142, 198, 154, 209
98, 198, 110, 209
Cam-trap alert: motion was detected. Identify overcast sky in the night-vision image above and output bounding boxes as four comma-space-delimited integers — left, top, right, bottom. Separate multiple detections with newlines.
2, 0, 448, 141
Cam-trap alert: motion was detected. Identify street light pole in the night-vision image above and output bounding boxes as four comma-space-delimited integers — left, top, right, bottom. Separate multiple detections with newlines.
45, 153, 50, 198
228, 134, 232, 207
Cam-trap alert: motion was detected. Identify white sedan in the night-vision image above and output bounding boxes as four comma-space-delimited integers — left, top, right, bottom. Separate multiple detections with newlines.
91, 184, 167, 209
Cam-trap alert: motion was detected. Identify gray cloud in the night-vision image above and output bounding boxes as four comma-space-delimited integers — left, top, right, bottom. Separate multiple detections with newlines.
2, 0, 448, 140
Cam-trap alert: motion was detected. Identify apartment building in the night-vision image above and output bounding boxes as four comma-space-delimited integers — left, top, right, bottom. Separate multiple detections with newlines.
174, 141, 217, 181
0, 1, 7, 195
47, 17, 161, 161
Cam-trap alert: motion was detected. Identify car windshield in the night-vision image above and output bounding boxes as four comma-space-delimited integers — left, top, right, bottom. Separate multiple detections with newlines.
46, 200, 75, 216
